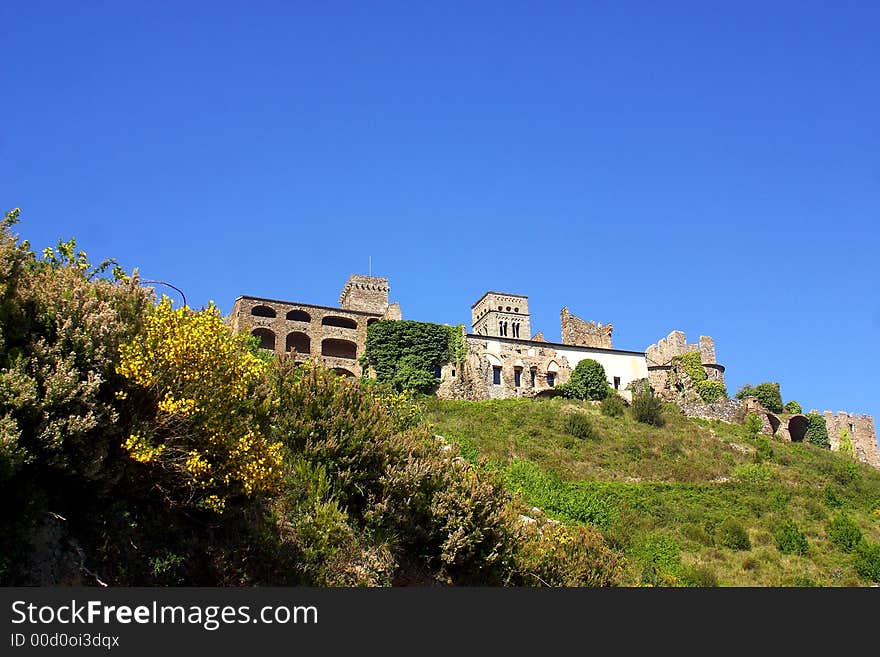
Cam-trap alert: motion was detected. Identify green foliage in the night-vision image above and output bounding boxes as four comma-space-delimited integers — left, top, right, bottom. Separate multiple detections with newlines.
735, 382, 783, 413
600, 393, 627, 418
363, 320, 458, 393
565, 411, 595, 440
732, 463, 772, 485
852, 540, 880, 582
631, 389, 665, 427
827, 514, 862, 553
744, 413, 763, 438
682, 565, 719, 587
636, 534, 684, 586
673, 351, 706, 384
717, 518, 751, 551
556, 359, 609, 401
774, 520, 808, 556
516, 523, 623, 587
823, 485, 844, 509
838, 427, 855, 459
805, 413, 830, 449
784, 400, 802, 414
694, 380, 727, 403
754, 437, 773, 464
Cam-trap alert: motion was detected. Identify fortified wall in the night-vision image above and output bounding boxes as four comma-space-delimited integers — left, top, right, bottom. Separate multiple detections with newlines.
560, 307, 612, 348
646, 330, 725, 396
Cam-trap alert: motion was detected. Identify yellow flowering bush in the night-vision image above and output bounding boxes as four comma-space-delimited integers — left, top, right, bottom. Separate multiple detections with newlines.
516, 522, 624, 587
117, 297, 282, 511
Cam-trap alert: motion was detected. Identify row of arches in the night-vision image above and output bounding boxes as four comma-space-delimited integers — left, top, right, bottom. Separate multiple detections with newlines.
251, 329, 357, 359
250, 305, 369, 329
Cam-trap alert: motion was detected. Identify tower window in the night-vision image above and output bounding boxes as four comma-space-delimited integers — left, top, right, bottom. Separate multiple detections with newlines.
492, 366, 502, 385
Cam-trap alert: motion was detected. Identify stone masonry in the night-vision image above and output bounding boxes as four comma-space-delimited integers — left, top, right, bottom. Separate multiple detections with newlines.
471, 292, 531, 339
560, 307, 612, 348
230, 274, 401, 377
646, 330, 725, 395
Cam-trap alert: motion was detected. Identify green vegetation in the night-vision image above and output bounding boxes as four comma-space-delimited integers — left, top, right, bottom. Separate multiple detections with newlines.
744, 413, 763, 438
784, 400, 802, 414
735, 382, 783, 413
422, 396, 880, 586
631, 389, 665, 427
362, 319, 464, 393
556, 358, 609, 401
565, 411, 596, 441
827, 514, 862, 552
600, 394, 627, 418
671, 352, 727, 403
805, 413, 830, 449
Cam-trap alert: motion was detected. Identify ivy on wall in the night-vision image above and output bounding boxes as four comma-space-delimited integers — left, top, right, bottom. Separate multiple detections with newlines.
805, 413, 830, 449
671, 351, 728, 403
362, 320, 467, 393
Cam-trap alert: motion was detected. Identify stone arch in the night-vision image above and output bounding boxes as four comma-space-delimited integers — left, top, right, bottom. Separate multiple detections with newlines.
331, 368, 356, 379
788, 415, 809, 442
286, 309, 311, 322
322, 338, 357, 359
251, 305, 276, 318
767, 413, 781, 434
546, 360, 560, 373
367, 318, 379, 326
251, 328, 275, 350
322, 315, 358, 329
286, 331, 310, 355
485, 353, 502, 367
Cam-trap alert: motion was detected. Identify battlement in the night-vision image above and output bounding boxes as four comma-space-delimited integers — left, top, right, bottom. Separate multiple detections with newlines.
338, 275, 390, 314
646, 330, 718, 366
560, 307, 612, 348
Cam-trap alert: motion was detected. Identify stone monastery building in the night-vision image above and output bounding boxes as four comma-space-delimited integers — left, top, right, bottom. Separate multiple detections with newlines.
231, 274, 879, 469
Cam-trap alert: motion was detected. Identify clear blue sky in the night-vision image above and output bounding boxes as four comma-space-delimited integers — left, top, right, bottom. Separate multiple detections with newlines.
2, 1, 878, 427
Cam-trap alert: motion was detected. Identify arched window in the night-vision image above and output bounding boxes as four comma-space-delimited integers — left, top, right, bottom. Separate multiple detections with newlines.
322, 316, 358, 329
332, 368, 356, 379
286, 332, 310, 355
251, 305, 276, 318
251, 328, 275, 351
367, 318, 380, 326
321, 338, 357, 359
286, 309, 311, 322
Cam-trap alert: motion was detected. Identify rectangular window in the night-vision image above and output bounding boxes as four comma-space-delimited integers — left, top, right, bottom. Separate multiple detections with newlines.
434, 365, 442, 379
614, 376, 621, 390
514, 368, 522, 387
492, 366, 502, 385
530, 368, 536, 387
547, 373, 555, 387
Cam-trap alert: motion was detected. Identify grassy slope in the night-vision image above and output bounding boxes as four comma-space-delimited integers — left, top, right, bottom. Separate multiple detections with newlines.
420, 396, 880, 586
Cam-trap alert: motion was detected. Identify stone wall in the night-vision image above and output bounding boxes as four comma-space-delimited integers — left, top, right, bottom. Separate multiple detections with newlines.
471, 292, 531, 339
560, 307, 612, 348
646, 330, 724, 391
820, 411, 880, 469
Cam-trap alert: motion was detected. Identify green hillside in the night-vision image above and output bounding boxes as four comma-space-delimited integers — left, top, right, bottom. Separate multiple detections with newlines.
422, 396, 880, 586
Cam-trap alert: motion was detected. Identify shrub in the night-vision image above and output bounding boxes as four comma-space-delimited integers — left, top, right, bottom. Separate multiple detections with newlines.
744, 413, 763, 438
784, 400, 802, 414
695, 380, 727, 403
774, 521, 808, 556
557, 359, 610, 401
631, 389, 665, 427
600, 394, 627, 418
682, 565, 719, 587
565, 411, 595, 440
754, 437, 773, 464
823, 485, 844, 509
827, 514, 862, 553
853, 540, 880, 582
636, 534, 684, 586
516, 523, 623, 587
735, 382, 783, 413
717, 518, 751, 551
805, 413, 830, 449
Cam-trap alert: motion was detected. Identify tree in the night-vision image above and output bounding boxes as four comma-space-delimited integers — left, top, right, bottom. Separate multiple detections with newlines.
735, 382, 783, 413
558, 359, 609, 400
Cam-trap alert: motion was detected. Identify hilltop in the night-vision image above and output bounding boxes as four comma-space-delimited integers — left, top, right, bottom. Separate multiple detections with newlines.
422, 396, 880, 586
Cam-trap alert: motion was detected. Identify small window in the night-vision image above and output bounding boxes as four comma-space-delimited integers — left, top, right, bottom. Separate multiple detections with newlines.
434, 365, 442, 379
530, 368, 537, 387
492, 366, 502, 385
506, 306, 511, 311
452, 369, 456, 378
498, 305, 502, 310
286, 309, 310, 322
514, 368, 522, 387
546, 373, 555, 387
251, 305, 276, 318
513, 323, 520, 338
849, 423, 854, 434
514, 307, 519, 313
614, 376, 621, 390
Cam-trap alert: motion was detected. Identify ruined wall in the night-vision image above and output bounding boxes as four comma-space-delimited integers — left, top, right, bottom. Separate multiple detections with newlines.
646, 330, 725, 391
820, 411, 880, 469
560, 307, 612, 349
338, 274, 390, 314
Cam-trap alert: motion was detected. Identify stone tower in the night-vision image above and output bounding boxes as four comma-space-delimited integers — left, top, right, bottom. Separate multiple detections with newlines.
471, 292, 531, 339
338, 274, 391, 314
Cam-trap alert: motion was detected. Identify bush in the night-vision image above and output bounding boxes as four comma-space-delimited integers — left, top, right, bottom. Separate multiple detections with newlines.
516, 523, 623, 587
695, 380, 727, 403
774, 521, 808, 556
784, 400, 802, 414
853, 540, 880, 582
754, 437, 773, 464
565, 411, 596, 440
682, 565, 719, 587
600, 394, 627, 418
557, 359, 609, 401
805, 413, 830, 449
631, 390, 665, 427
823, 485, 844, 509
828, 514, 862, 553
744, 413, 763, 438
735, 382, 783, 413
717, 518, 751, 551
